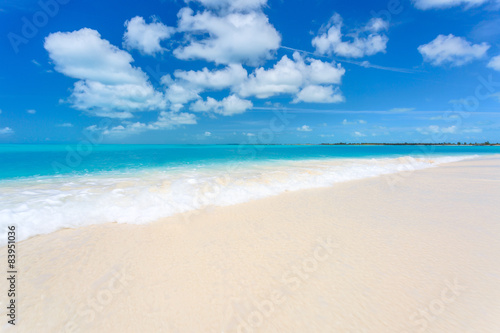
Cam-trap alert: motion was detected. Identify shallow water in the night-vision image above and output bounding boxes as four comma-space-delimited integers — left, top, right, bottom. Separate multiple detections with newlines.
1, 144, 498, 244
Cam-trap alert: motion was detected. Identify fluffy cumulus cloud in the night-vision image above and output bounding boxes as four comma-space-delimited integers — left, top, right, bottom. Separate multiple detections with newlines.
174, 64, 248, 90
45, 28, 167, 118
312, 14, 389, 58
89, 111, 197, 137
353, 131, 366, 137
297, 125, 312, 132
123, 16, 175, 55
186, 0, 268, 11
43, 3, 352, 136
45, 29, 147, 85
0, 127, 14, 135
412, 0, 488, 10
174, 8, 281, 65
237, 52, 345, 102
420, 125, 483, 135
293, 85, 344, 103
151, 111, 197, 128
161, 78, 201, 111
417, 125, 457, 134
364, 17, 389, 32
190, 95, 252, 116
70, 81, 167, 118
418, 34, 490, 66
488, 55, 500, 71
158, 64, 249, 112
237, 54, 303, 98
163, 51, 344, 106
342, 119, 366, 125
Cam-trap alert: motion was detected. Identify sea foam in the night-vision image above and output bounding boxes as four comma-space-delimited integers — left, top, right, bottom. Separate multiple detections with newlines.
0, 155, 477, 245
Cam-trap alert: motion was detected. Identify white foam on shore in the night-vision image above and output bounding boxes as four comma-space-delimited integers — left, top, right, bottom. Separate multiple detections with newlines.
0, 155, 477, 245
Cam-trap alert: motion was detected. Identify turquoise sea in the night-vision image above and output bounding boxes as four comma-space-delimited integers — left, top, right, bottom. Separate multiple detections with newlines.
1, 144, 499, 244
1, 144, 499, 179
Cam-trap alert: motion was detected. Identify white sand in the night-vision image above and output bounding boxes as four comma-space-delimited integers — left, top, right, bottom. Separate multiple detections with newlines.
1, 157, 500, 332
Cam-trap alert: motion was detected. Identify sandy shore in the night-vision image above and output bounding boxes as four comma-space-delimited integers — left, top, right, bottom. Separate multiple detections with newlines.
1, 157, 500, 332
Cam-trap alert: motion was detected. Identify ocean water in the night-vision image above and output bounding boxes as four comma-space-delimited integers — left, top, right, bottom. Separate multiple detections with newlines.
1, 144, 499, 244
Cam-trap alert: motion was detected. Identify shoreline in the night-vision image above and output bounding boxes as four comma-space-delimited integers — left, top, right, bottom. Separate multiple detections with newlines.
1, 143, 499, 146
1, 154, 492, 246
1, 157, 500, 332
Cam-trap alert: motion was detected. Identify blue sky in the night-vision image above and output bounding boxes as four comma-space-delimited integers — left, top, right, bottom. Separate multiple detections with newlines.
1, 0, 500, 144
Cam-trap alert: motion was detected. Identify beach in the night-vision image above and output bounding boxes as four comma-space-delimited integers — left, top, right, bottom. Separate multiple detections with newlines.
1, 156, 500, 332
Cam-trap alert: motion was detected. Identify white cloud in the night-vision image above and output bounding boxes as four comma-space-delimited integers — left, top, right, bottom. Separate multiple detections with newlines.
70, 80, 166, 117
174, 64, 248, 90
190, 95, 252, 116
152, 111, 197, 129
389, 107, 414, 113
161, 64, 249, 111
204, 131, 212, 136
342, 119, 366, 125
441, 125, 457, 133
417, 125, 457, 134
95, 111, 197, 137
487, 55, 500, 71
237, 52, 345, 102
237, 54, 303, 98
418, 34, 489, 66
0, 127, 13, 135
27, 109, 36, 114
462, 127, 482, 133
297, 125, 312, 132
45, 28, 167, 118
365, 18, 389, 32
412, 0, 488, 10
45, 29, 147, 85
418, 125, 440, 134
353, 131, 366, 137
187, 0, 267, 11
123, 16, 174, 56
293, 85, 344, 104
312, 13, 389, 58
306, 58, 346, 85
174, 8, 281, 65
162, 81, 201, 111
56, 123, 74, 127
